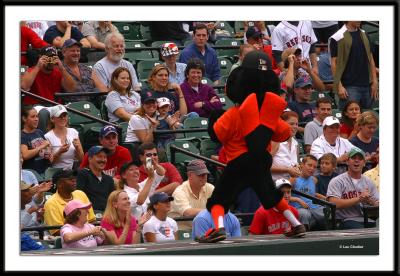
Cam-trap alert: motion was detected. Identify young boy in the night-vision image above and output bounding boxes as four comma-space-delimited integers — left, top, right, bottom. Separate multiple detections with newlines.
155, 97, 181, 149
249, 178, 300, 235
316, 153, 338, 199
289, 154, 327, 231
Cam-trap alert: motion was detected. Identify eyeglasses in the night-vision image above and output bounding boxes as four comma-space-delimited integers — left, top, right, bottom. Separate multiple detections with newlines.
145, 153, 158, 157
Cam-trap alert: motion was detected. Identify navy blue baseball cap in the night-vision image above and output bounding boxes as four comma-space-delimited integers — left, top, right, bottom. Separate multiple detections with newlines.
140, 91, 157, 104
62, 38, 82, 49
246, 26, 263, 40
87, 146, 110, 157
40, 46, 58, 57
149, 192, 174, 205
294, 74, 313, 88
100, 125, 118, 138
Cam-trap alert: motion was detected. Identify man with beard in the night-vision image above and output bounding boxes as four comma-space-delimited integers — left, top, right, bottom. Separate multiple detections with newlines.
92, 32, 140, 92
76, 146, 115, 211
44, 169, 96, 235
61, 38, 103, 102
21, 46, 77, 105
327, 147, 379, 229
43, 21, 91, 49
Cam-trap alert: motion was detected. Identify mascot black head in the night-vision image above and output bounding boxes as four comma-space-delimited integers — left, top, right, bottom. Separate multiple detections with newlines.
226, 50, 280, 105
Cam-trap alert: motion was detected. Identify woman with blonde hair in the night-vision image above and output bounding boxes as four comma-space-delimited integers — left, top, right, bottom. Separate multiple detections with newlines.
45, 104, 84, 170
100, 190, 151, 245
105, 67, 141, 123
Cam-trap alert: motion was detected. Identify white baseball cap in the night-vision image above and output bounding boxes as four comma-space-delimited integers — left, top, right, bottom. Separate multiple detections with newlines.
49, 105, 68, 118
275, 178, 292, 189
322, 116, 340, 127
157, 97, 171, 107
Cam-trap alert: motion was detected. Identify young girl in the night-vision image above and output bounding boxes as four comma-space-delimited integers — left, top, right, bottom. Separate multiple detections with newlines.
339, 100, 361, 139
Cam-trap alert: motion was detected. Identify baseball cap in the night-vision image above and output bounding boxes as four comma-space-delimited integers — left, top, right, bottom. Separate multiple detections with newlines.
245, 26, 263, 40
100, 125, 118, 138
275, 178, 292, 189
149, 192, 174, 205
281, 47, 302, 61
241, 50, 272, 71
64, 199, 92, 216
62, 38, 82, 49
119, 160, 141, 175
322, 116, 340, 128
348, 147, 366, 159
52, 169, 77, 185
140, 91, 157, 104
49, 105, 68, 118
21, 181, 33, 191
160, 42, 179, 57
40, 46, 58, 57
87, 145, 110, 157
157, 97, 171, 107
187, 159, 210, 175
294, 74, 313, 88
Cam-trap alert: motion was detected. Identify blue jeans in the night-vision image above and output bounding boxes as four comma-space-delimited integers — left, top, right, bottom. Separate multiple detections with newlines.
339, 85, 373, 110
341, 220, 376, 229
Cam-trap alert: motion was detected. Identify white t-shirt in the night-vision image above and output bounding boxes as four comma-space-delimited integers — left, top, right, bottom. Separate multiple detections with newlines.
310, 134, 354, 160
143, 216, 178, 243
272, 137, 299, 181
124, 172, 164, 220
105, 91, 141, 123
125, 114, 151, 143
45, 128, 80, 169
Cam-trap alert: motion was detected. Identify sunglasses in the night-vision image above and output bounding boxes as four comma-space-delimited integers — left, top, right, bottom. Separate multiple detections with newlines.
145, 153, 158, 157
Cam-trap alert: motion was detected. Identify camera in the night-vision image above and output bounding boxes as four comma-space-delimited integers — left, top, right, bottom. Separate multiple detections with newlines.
146, 157, 153, 170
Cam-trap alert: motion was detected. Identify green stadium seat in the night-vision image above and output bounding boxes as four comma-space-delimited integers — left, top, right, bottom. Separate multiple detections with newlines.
214, 38, 241, 61
177, 229, 192, 240
54, 237, 62, 249
151, 40, 171, 48
199, 138, 220, 159
139, 24, 152, 42
124, 50, 158, 63
183, 117, 210, 140
331, 109, 342, 120
215, 21, 235, 38
100, 100, 109, 122
165, 140, 199, 164
136, 60, 162, 81
200, 77, 213, 86
218, 94, 235, 110
218, 57, 233, 78
184, 40, 193, 47
234, 21, 245, 35
125, 40, 146, 50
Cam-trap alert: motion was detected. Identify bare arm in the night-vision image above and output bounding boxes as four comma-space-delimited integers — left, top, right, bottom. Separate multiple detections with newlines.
79, 37, 92, 48
155, 182, 180, 195
92, 70, 108, 92
113, 108, 133, 122
86, 35, 105, 49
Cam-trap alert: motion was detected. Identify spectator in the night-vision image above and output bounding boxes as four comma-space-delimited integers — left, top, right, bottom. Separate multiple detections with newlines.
92, 32, 140, 92
160, 42, 187, 85
137, 142, 183, 196
280, 47, 325, 99
145, 64, 188, 116
20, 181, 44, 232
76, 146, 115, 211
21, 106, 52, 176
81, 21, 118, 50
117, 160, 165, 220
143, 192, 179, 243
105, 67, 141, 123
363, 147, 379, 191
25, 20, 50, 39
43, 21, 90, 49
350, 111, 379, 171
21, 46, 77, 105
245, 26, 278, 71
169, 159, 214, 229
249, 178, 300, 235
339, 100, 361, 139
100, 190, 150, 245
80, 125, 132, 182
287, 74, 317, 130
310, 116, 355, 174
60, 199, 105, 248
61, 38, 103, 102
329, 21, 378, 110
327, 147, 379, 229
192, 209, 241, 240
315, 153, 338, 197
45, 105, 84, 170
124, 91, 159, 150
144, 22, 191, 46
229, 44, 255, 74
44, 169, 96, 235
304, 98, 333, 154
271, 111, 301, 182
244, 21, 275, 45
179, 23, 221, 85
289, 155, 328, 231
154, 97, 181, 149
20, 22, 48, 66
271, 21, 319, 74
180, 58, 223, 118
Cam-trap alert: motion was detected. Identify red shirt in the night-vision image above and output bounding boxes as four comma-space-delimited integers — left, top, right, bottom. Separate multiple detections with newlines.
23, 67, 63, 105
249, 205, 299, 235
138, 162, 183, 189
79, 145, 132, 179
21, 25, 48, 66
340, 123, 353, 137
263, 45, 279, 71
